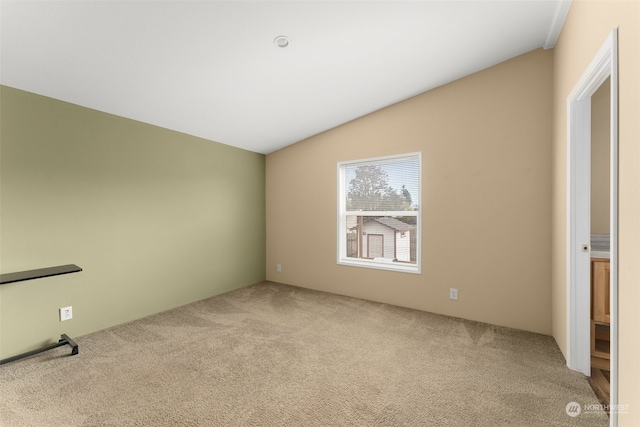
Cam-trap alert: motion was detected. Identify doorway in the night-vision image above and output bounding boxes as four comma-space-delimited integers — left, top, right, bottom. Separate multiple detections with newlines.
566, 29, 618, 425
587, 76, 611, 409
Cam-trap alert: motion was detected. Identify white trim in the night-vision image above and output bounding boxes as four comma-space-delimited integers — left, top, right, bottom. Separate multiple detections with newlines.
337, 257, 422, 275
543, 0, 572, 49
609, 30, 619, 427
566, 29, 618, 427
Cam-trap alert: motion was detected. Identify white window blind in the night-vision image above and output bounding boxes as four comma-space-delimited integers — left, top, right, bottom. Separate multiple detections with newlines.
337, 152, 421, 273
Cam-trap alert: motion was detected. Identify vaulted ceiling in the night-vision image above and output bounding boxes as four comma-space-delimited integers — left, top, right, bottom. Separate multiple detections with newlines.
1, 1, 570, 154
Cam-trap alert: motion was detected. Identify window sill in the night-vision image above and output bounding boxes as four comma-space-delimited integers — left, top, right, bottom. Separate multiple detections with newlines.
337, 258, 421, 274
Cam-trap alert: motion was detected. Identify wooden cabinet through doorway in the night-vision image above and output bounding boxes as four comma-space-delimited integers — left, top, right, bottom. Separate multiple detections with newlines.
591, 258, 610, 370
592, 259, 610, 324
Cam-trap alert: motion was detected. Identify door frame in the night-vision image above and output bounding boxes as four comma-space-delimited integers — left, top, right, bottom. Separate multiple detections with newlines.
566, 29, 618, 425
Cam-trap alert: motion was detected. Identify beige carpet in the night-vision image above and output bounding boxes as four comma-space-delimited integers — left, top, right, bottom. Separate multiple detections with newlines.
0, 282, 607, 426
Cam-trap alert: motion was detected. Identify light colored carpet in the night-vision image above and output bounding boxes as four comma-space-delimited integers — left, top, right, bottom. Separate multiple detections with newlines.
0, 281, 607, 426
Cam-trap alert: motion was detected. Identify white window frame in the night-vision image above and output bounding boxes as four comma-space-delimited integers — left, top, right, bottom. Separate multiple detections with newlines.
337, 152, 421, 274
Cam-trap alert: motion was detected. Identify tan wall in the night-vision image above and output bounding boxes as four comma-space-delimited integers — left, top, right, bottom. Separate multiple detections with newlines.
551, 1, 640, 423
0, 86, 266, 359
266, 48, 553, 335
591, 77, 611, 234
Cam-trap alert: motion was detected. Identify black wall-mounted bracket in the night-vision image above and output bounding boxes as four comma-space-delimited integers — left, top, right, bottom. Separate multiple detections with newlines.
0, 334, 78, 365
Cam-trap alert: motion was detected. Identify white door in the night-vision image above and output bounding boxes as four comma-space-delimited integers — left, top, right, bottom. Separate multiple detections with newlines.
368, 234, 384, 258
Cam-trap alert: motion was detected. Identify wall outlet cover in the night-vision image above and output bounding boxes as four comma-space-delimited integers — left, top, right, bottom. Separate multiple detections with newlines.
60, 306, 73, 321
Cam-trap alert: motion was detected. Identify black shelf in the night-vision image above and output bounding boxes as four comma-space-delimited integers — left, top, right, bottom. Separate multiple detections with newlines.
0, 264, 82, 285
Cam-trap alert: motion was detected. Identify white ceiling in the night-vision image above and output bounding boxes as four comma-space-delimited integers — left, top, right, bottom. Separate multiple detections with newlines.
1, 1, 570, 154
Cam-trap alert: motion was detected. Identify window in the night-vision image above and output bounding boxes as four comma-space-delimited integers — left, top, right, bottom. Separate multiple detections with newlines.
337, 152, 421, 273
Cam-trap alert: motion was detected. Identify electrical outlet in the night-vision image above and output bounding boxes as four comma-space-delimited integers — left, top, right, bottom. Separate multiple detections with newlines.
276, 264, 282, 273
60, 306, 73, 321
449, 288, 458, 301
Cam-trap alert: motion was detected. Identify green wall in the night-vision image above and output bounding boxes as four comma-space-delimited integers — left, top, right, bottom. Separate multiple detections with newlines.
0, 86, 266, 359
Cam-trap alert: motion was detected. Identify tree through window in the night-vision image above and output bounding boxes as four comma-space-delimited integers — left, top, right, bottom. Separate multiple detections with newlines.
337, 153, 421, 273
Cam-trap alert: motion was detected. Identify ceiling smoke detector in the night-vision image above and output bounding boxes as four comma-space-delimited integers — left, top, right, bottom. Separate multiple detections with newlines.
273, 35, 290, 48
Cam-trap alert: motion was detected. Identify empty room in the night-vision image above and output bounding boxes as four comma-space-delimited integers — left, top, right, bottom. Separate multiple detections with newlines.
1, 1, 638, 426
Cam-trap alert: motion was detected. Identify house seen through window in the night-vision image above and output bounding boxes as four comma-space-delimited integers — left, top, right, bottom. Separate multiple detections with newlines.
337, 153, 421, 273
